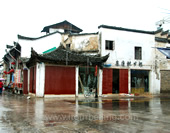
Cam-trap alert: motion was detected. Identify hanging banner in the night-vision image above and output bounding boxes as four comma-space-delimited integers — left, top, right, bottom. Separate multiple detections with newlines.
157, 47, 170, 58
7, 74, 10, 85
15, 69, 21, 83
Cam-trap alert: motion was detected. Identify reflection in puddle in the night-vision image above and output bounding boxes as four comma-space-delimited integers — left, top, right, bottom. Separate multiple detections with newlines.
77, 98, 132, 110
0, 93, 170, 132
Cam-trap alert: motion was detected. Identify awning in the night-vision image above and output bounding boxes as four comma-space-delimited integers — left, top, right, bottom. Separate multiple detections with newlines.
157, 47, 170, 58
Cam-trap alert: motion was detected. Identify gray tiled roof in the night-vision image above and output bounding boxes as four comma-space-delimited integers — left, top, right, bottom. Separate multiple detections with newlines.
27, 45, 109, 67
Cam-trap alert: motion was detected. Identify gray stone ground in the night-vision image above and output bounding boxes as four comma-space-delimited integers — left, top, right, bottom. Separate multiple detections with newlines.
0, 91, 170, 133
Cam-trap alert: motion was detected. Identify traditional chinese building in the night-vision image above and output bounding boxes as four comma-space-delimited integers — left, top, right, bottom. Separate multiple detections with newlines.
25, 45, 109, 97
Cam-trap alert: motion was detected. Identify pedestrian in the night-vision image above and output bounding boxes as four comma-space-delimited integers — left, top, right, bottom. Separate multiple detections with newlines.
0, 80, 3, 94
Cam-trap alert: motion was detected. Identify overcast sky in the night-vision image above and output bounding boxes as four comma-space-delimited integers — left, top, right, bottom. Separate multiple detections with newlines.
0, 0, 170, 60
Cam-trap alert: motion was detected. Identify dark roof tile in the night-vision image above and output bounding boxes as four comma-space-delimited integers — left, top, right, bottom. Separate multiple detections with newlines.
155, 37, 168, 43
41, 20, 83, 33
27, 45, 109, 68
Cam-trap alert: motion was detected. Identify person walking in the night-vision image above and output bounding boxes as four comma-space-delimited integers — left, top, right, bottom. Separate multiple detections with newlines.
0, 80, 3, 94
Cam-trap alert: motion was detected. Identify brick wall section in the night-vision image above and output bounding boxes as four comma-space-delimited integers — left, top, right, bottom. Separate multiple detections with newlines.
161, 70, 170, 93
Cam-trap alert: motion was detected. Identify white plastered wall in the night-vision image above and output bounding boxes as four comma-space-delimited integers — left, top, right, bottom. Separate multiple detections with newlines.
19, 33, 61, 58
28, 69, 30, 93
36, 63, 45, 97
99, 28, 161, 94
98, 68, 103, 96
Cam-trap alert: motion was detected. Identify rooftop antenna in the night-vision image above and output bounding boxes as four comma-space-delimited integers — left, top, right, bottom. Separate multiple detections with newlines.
156, 8, 170, 28
156, 16, 170, 28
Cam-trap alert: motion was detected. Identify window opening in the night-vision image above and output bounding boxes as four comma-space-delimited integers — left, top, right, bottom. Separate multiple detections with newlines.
105, 40, 114, 50
135, 47, 142, 60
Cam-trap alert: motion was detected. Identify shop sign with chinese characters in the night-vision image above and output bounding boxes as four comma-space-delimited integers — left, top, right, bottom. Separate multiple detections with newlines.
14, 69, 21, 83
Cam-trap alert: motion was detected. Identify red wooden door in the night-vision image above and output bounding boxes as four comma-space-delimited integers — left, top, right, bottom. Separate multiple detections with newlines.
119, 69, 128, 93
45, 66, 75, 94
102, 68, 113, 94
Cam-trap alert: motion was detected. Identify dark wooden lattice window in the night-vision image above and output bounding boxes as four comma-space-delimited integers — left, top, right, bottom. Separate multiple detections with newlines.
135, 47, 142, 60
105, 40, 115, 50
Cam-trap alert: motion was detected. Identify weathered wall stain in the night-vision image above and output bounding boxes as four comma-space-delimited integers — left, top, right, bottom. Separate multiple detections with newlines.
61, 34, 98, 52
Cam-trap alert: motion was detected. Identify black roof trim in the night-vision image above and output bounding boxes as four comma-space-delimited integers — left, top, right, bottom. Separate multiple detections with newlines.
155, 28, 163, 34
3, 43, 21, 62
161, 30, 169, 36
98, 25, 155, 35
6, 45, 13, 49
68, 32, 98, 37
155, 37, 168, 43
18, 31, 62, 41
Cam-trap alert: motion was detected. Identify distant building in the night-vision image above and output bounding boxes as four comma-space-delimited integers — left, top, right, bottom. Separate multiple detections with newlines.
18, 20, 108, 97
2, 42, 22, 92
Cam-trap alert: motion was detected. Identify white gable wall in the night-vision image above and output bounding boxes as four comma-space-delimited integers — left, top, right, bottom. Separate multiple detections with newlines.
100, 28, 155, 68
18, 33, 62, 58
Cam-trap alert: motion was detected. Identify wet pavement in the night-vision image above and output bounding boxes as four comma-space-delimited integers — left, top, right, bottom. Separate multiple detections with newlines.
0, 92, 170, 133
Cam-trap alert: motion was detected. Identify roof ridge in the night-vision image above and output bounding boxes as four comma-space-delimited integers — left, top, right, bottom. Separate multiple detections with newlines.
98, 25, 155, 34
18, 31, 62, 41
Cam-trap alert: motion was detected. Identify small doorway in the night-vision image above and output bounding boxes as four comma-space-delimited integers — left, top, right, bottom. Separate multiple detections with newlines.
113, 69, 119, 93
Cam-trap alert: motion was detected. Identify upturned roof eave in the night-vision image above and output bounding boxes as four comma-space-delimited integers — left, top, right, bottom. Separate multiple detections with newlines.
26, 46, 109, 68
